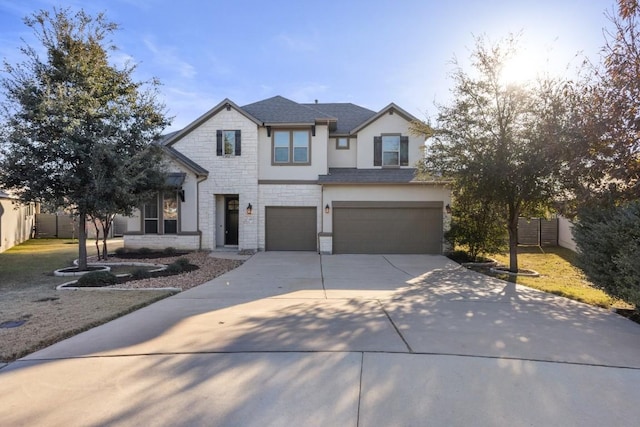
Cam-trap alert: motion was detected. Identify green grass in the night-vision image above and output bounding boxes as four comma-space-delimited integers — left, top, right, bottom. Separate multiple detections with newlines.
490, 246, 629, 309
0, 238, 123, 291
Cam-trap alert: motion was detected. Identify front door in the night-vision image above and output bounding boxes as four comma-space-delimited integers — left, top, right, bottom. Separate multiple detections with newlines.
225, 197, 239, 245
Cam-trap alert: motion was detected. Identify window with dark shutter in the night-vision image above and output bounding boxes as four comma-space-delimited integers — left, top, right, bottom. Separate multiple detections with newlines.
235, 130, 241, 156
217, 130, 241, 156
400, 136, 409, 166
216, 130, 223, 156
374, 136, 382, 166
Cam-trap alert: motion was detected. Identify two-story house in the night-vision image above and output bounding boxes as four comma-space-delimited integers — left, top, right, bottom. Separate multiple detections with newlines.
124, 96, 451, 254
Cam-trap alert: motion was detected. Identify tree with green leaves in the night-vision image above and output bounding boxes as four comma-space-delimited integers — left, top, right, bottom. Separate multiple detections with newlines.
0, 8, 169, 269
415, 35, 568, 272
566, 1, 640, 308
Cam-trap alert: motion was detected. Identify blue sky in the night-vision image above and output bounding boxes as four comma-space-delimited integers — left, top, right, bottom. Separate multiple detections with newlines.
0, 0, 616, 132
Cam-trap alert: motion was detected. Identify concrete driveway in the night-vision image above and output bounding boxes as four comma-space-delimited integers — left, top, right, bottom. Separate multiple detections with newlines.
1, 252, 640, 426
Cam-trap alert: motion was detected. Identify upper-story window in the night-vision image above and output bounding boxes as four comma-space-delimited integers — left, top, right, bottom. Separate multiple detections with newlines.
336, 137, 350, 150
374, 134, 409, 167
273, 129, 311, 165
216, 130, 241, 156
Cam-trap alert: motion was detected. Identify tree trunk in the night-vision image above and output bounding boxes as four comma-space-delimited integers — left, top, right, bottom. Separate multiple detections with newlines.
101, 215, 112, 261
78, 211, 88, 270
92, 219, 101, 260
507, 204, 519, 273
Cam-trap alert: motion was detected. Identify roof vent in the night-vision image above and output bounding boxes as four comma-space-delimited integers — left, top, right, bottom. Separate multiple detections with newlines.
315, 99, 318, 104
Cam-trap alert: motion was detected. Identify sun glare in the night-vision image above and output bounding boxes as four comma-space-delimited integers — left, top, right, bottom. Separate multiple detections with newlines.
500, 47, 550, 86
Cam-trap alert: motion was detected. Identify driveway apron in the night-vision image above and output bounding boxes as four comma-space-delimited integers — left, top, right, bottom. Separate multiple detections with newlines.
1, 252, 640, 426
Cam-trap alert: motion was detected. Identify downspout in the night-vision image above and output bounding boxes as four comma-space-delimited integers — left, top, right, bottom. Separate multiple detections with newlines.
196, 175, 207, 250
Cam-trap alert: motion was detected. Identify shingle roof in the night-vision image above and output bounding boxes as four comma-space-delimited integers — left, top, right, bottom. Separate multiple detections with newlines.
161, 145, 209, 177
241, 96, 335, 124
302, 103, 376, 134
318, 168, 423, 184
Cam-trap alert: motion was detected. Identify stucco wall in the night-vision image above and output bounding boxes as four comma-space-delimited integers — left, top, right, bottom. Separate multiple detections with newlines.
355, 112, 423, 169
0, 199, 36, 253
258, 125, 329, 180
558, 215, 578, 252
327, 137, 357, 168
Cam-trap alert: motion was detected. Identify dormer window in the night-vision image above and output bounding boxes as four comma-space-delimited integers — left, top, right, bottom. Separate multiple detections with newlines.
373, 134, 409, 167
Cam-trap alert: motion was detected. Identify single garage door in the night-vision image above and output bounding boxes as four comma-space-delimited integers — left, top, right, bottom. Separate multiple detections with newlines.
265, 206, 317, 251
333, 201, 442, 254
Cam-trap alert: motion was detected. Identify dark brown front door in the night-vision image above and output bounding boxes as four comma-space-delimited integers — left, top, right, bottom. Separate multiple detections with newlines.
225, 197, 239, 245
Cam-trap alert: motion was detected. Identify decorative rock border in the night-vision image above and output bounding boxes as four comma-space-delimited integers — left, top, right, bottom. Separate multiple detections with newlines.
489, 266, 540, 277
56, 261, 170, 291
54, 265, 111, 277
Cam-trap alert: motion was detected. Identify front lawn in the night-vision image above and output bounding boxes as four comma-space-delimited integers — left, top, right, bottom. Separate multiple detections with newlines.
489, 246, 630, 309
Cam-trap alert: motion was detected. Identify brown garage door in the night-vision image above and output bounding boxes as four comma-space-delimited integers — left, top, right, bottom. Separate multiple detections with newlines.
265, 207, 317, 251
333, 201, 442, 254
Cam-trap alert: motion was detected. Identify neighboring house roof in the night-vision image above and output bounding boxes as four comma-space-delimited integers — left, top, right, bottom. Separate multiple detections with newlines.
0, 190, 12, 199
302, 103, 376, 134
241, 96, 335, 125
350, 103, 420, 134
319, 168, 429, 184
161, 145, 209, 177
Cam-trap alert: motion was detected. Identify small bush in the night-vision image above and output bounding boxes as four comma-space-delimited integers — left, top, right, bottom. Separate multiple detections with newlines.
137, 247, 152, 255
166, 263, 183, 274
163, 247, 177, 255
77, 271, 118, 287
115, 247, 127, 256
130, 268, 152, 280
174, 257, 190, 268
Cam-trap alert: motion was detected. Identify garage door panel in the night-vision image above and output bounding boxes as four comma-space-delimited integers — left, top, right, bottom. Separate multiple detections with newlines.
266, 207, 317, 251
333, 206, 442, 254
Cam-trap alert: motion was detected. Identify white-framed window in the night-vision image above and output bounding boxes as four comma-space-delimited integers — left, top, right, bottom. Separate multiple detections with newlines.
382, 135, 400, 166
273, 129, 311, 165
336, 137, 349, 150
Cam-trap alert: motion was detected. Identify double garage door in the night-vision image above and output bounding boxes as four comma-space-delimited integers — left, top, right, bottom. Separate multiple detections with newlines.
332, 202, 443, 254
265, 202, 443, 254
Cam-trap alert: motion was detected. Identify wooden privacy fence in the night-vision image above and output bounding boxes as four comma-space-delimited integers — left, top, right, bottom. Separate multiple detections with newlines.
35, 213, 79, 238
35, 213, 128, 239
517, 217, 558, 246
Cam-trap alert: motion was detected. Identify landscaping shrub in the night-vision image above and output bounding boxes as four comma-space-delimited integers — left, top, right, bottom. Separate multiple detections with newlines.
114, 247, 127, 256
137, 247, 152, 255
166, 263, 183, 274
76, 271, 118, 287
174, 257, 190, 268
163, 247, 177, 255
445, 188, 507, 261
574, 201, 640, 308
130, 268, 152, 280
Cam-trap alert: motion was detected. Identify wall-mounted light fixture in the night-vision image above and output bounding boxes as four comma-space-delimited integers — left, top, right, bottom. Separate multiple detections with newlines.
445, 204, 452, 214
325, 204, 330, 214
246, 203, 253, 215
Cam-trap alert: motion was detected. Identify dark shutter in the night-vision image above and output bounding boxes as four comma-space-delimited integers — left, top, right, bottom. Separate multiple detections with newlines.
374, 136, 382, 166
400, 136, 409, 166
235, 130, 241, 156
216, 130, 222, 156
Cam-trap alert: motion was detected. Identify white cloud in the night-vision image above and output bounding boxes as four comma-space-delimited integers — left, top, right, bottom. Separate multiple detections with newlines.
274, 32, 317, 53
143, 36, 196, 79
